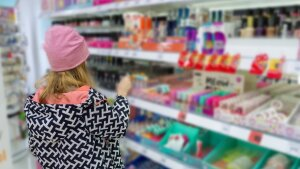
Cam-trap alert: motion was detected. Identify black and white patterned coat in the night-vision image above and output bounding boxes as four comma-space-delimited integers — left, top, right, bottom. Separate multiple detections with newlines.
24, 88, 130, 169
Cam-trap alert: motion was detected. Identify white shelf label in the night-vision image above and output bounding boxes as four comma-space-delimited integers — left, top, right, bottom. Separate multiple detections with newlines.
128, 97, 135, 104
132, 51, 137, 57
288, 142, 300, 156
141, 148, 148, 155
157, 52, 163, 60
114, 2, 120, 9
221, 124, 231, 133
160, 157, 167, 163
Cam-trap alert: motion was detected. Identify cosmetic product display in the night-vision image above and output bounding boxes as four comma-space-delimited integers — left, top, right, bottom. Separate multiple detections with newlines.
23, 1, 300, 169
126, 108, 299, 169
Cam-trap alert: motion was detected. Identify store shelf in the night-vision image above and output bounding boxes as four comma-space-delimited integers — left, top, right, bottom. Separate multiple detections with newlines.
89, 48, 179, 64
90, 46, 300, 74
49, 0, 195, 19
75, 27, 123, 34
98, 88, 300, 158
124, 138, 195, 169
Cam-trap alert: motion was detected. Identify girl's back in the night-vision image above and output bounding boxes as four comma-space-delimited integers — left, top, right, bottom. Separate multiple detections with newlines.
25, 26, 131, 169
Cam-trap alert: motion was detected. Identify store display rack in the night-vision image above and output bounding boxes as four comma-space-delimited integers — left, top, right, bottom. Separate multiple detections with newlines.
44, 0, 300, 167
124, 138, 195, 169
100, 88, 300, 158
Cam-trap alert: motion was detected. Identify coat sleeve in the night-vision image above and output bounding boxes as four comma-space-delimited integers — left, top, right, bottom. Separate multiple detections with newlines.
84, 94, 130, 138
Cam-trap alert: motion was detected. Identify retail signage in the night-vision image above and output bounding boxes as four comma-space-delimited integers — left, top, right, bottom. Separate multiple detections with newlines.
248, 131, 263, 145
193, 71, 244, 94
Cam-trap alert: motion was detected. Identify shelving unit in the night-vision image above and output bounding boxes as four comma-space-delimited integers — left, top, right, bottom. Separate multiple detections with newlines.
42, 0, 300, 167
0, 49, 13, 169
48, 0, 195, 19
99, 88, 300, 158
124, 138, 195, 169
0, 6, 28, 168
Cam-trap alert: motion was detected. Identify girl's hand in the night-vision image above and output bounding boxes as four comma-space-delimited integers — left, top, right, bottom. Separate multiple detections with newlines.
117, 75, 132, 97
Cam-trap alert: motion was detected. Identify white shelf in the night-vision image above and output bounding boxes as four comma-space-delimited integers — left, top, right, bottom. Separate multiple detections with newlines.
89, 46, 300, 74
124, 138, 195, 169
89, 48, 179, 64
49, 0, 194, 19
75, 27, 123, 34
47, 0, 300, 19
98, 88, 300, 158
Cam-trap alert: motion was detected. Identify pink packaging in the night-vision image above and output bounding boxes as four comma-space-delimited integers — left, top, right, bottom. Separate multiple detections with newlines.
93, 0, 113, 6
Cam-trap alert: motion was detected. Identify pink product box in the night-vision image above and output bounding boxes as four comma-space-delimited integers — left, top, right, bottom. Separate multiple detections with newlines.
203, 94, 237, 117
93, 0, 114, 5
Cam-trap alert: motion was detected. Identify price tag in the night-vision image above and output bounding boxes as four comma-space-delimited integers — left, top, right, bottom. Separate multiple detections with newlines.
114, 50, 119, 56
248, 130, 263, 145
128, 98, 135, 104
132, 51, 137, 57
157, 52, 163, 60
123, 2, 128, 7
288, 142, 300, 156
141, 148, 148, 155
202, 164, 209, 169
107, 50, 112, 56
119, 50, 126, 56
160, 157, 167, 163
114, 2, 120, 9
221, 124, 231, 133
177, 112, 186, 122
124, 50, 130, 57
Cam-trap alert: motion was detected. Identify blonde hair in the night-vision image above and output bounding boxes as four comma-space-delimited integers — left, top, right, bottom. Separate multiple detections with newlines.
36, 62, 93, 104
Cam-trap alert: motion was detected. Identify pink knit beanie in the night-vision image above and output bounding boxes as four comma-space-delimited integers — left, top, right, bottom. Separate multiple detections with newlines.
43, 25, 89, 72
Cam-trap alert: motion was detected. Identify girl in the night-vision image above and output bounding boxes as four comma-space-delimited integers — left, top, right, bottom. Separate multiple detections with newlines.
24, 25, 131, 169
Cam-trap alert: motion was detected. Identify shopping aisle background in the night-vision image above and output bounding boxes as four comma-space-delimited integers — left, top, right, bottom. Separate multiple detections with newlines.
1, 0, 300, 169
